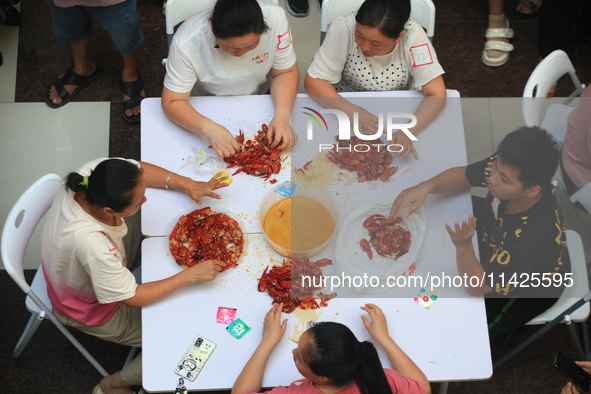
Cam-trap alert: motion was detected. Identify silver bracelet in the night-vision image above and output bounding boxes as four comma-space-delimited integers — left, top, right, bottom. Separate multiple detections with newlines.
165, 172, 175, 190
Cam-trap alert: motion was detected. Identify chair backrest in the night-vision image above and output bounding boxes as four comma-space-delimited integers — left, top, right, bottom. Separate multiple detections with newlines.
410, 0, 435, 40
571, 182, 591, 213
320, 0, 435, 44
522, 50, 586, 127
166, 0, 214, 47
166, 0, 280, 48
1, 174, 63, 294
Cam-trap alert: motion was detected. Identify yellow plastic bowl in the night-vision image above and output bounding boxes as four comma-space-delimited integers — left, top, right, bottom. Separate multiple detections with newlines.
258, 181, 338, 259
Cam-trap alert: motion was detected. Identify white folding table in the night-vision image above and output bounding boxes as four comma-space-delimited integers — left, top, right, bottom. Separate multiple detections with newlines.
140, 91, 493, 392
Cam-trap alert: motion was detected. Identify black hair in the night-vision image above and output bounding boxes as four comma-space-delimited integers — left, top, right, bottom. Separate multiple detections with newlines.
65, 159, 143, 213
210, 0, 269, 39
497, 126, 559, 190
355, 0, 411, 39
302, 322, 393, 394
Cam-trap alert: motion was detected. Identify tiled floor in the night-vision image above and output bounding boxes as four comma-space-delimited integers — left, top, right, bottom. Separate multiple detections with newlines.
1, 0, 591, 392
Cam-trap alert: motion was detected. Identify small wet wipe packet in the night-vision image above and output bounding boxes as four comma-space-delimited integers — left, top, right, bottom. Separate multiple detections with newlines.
216, 307, 237, 324
174, 335, 216, 382
276, 181, 296, 197
215, 169, 232, 184
413, 287, 438, 310
226, 318, 251, 339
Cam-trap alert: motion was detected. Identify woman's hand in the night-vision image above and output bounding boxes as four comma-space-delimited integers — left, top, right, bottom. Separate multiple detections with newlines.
560, 361, 591, 394
360, 303, 392, 345
186, 259, 225, 282
562, 382, 582, 394
261, 303, 288, 348
392, 129, 418, 160
445, 216, 477, 251
345, 104, 381, 136
183, 172, 229, 204
204, 123, 242, 158
268, 117, 297, 150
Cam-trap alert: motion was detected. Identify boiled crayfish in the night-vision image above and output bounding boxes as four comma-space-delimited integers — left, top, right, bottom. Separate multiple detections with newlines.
169, 207, 244, 272
326, 135, 399, 182
360, 214, 411, 260
223, 124, 282, 181
258, 258, 337, 313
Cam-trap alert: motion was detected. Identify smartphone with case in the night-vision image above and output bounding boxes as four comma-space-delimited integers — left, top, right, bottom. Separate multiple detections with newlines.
174, 335, 216, 382
554, 352, 591, 393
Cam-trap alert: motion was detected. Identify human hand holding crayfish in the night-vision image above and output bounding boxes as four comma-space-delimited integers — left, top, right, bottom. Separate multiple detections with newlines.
267, 117, 297, 151
445, 215, 477, 252
184, 172, 229, 205
206, 123, 242, 158
186, 259, 225, 282
261, 303, 287, 348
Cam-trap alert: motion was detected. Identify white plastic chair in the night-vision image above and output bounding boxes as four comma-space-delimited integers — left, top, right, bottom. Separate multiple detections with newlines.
522, 49, 585, 127
563, 182, 591, 248
522, 49, 591, 249
320, 0, 435, 44
494, 230, 591, 367
166, 0, 214, 48
1, 174, 135, 377
570, 182, 591, 214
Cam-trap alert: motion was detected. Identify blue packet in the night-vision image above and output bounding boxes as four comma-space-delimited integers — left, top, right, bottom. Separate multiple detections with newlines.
276, 181, 296, 197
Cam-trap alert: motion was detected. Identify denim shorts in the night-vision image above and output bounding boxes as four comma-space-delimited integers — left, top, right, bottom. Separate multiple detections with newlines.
46, 0, 143, 54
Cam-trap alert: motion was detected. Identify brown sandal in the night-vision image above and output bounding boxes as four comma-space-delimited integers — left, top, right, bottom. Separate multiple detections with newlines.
515, 0, 542, 16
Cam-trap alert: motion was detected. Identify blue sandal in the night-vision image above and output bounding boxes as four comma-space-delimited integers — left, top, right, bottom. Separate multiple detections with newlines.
120, 72, 145, 124
44, 65, 100, 109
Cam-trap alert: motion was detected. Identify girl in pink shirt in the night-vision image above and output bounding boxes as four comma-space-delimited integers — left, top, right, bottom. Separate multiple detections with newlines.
233, 303, 431, 394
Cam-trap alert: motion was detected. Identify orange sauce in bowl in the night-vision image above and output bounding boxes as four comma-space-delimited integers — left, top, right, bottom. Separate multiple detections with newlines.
263, 196, 333, 252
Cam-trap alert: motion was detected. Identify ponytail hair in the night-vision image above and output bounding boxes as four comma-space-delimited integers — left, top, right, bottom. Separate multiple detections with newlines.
355, 0, 411, 39
303, 322, 393, 394
65, 159, 143, 213
210, 0, 269, 39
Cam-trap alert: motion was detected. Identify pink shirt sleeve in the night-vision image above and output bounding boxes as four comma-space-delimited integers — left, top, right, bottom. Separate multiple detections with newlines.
385, 368, 426, 394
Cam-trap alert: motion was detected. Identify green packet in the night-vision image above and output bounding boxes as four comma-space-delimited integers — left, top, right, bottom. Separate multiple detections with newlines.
226, 318, 251, 339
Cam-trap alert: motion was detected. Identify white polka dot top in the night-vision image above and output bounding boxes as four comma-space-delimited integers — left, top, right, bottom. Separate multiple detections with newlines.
307, 14, 444, 92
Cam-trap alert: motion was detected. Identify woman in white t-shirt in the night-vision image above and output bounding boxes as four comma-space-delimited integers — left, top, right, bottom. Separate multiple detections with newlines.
42, 158, 228, 394
305, 0, 446, 160
162, 0, 299, 158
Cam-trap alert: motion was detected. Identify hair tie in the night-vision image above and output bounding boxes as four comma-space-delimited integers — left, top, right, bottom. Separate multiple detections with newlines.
78, 176, 89, 189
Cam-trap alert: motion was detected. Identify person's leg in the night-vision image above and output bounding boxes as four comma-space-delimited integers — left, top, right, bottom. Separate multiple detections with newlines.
121, 49, 144, 118
55, 304, 142, 393
486, 297, 558, 351
48, 36, 97, 105
45, 0, 99, 106
89, 0, 145, 121
486, 0, 509, 61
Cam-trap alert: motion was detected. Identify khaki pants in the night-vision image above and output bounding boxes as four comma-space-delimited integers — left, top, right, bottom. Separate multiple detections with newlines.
55, 304, 142, 385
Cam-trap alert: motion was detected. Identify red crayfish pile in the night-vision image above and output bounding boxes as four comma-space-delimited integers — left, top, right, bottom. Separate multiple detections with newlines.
169, 207, 244, 272
258, 258, 337, 313
223, 123, 281, 182
360, 214, 411, 260
326, 135, 399, 182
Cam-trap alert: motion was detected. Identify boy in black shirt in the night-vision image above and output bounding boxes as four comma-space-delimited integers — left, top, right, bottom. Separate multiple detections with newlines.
391, 126, 570, 348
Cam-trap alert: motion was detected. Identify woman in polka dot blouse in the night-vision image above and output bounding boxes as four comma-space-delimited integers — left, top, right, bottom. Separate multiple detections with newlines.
305, 0, 446, 160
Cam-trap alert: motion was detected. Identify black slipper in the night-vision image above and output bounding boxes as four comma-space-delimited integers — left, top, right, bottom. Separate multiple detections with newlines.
120, 72, 145, 124
44, 65, 100, 109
